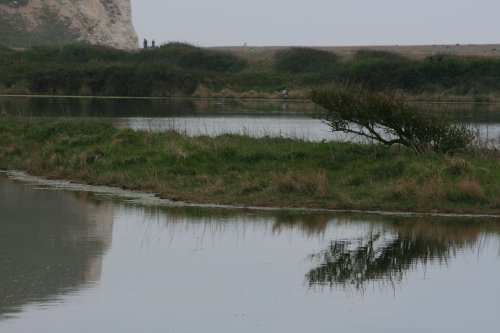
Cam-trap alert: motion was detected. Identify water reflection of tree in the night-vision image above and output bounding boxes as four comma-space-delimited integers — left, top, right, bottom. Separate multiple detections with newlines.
98, 202, 499, 293
306, 218, 497, 290
307, 231, 452, 289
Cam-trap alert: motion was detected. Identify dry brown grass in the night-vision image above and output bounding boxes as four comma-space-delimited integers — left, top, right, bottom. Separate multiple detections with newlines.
335, 192, 355, 208
444, 157, 471, 176
190, 85, 311, 99
416, 176, 447, 202
343, 173, 373, 187
195, 174, 210, 185
192, 84, 212, 98
490, 197, 500, 209
0, 144, 20, 157
208, 178, 226, 195
165, 140, 188, 160
409, 92, 500, 103
389, 179, 417, 200
454, 178, 486, 201
270, 169, 328, 197
28, 149, 44, 173
47, 153, 61, 167
240, 179, 266, 196
218, 88, 279, 99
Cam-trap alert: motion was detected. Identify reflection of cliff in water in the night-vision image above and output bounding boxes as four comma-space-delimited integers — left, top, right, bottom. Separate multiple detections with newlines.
305, 217, 499, 290
0, 177, 113, 318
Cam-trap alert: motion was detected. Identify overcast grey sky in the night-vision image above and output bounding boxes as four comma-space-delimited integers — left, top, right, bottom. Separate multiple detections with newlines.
131, 0, 500, 46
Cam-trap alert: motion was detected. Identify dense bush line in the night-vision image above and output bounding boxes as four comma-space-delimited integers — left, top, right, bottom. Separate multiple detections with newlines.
273, 47, 340, 74
1, 44, 500, 97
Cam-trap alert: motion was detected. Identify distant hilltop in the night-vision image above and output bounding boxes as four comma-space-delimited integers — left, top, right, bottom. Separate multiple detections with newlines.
0, 0, 138, 49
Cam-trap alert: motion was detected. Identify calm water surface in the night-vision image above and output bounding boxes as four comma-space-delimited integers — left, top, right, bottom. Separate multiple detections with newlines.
1, 96, 499, 143
1, 174, 499, 333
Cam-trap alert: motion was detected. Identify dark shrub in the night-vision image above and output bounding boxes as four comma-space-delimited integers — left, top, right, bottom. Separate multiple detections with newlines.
310, 84, 476, 154
274, 48, 339, 74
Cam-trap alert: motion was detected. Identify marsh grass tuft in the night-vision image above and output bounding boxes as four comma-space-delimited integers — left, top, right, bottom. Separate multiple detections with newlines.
490, 198, 500, 209
389, 179, 417, 200
271, 169, 329, 197
416, 176, 447, 201
444, 157, 471, 176
451, 178, 486, 202
0, 144, 21, 157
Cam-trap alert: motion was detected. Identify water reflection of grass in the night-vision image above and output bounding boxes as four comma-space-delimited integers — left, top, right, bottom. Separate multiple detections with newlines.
0, 119, 499, 215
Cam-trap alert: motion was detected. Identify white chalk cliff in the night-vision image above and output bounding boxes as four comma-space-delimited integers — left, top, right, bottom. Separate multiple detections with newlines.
0, 0, 139, 49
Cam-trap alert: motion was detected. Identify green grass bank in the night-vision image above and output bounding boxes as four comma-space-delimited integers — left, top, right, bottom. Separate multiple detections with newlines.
1, 120, 499, 214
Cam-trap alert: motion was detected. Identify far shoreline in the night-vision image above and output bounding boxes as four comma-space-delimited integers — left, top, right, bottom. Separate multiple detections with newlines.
2, 43, 500, 102
1, 93, 500, 104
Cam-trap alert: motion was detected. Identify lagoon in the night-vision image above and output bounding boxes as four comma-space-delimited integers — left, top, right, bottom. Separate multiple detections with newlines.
1, 96, 499, 144
0, 173, 499, 333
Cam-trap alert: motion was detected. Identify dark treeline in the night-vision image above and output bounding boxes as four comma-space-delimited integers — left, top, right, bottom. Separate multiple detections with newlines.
1, 43, 500, 98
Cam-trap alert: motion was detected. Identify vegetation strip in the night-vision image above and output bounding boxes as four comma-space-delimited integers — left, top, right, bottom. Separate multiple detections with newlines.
0, 119, 499, 215
1, 43, 500, 101
2, 170, 499, 219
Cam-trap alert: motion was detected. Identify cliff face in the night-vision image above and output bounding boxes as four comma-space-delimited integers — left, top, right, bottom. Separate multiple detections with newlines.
0, 0, 138, 49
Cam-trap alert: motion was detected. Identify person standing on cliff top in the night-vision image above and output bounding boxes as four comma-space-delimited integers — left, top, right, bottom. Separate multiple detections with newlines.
152, 40, 155, 48
143, 38, 148, 49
